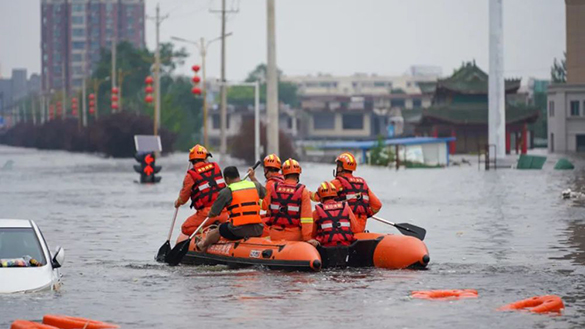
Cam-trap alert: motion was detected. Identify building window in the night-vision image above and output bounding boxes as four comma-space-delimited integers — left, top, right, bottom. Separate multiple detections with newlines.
72, 41, 85, 50
72, 16, 84, 24
391, 98, 405, 108
413, 99, 422, 109
570, 101, 580, 116
313, 112, 335, 130
342, 113, 364, 130
549, 101, 555, 117
72, 54, 82, 62
212, 114, 230, 129
72, 28, 85, 37
72, 4, 84, 12
374, 81, 386, 87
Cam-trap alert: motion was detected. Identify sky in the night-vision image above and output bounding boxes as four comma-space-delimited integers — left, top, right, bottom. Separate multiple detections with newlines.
0, 0, 566, 82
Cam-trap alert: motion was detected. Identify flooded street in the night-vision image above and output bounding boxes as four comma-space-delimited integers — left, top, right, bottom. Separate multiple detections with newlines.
1, 145, 584, 328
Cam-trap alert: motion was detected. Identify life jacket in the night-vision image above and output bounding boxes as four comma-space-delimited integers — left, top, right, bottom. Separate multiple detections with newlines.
335, 175, 373, 217
314, 201, 355, 246
267, 182, 305, 228
227, 180, 262, 226
187, 162, 226, 210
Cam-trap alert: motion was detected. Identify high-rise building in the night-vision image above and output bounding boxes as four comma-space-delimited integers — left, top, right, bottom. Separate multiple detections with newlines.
41, 0, 145, 93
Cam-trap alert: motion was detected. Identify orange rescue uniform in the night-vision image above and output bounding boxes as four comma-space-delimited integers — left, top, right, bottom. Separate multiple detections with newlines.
264, 177, 313, 241
312, 199, 359, 246
176, 162, 228, 235
311, 172, 382, 233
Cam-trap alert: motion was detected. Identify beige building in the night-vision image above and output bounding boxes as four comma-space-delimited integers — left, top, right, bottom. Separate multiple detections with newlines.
548, 0, 585, 152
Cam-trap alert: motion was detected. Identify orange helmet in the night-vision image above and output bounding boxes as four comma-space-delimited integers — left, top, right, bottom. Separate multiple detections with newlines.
282, 158, 302, 176
189, 144, 211, 161
336, 152, 357, 171
263, 154, 282, 169
317, 181, 338, 199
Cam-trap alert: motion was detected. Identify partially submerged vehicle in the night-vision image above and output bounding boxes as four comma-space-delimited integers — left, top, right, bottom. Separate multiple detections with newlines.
0, 219, 65, 293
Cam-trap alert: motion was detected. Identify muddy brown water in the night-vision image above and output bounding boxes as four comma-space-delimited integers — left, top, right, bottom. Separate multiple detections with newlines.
1, 146, 584, 328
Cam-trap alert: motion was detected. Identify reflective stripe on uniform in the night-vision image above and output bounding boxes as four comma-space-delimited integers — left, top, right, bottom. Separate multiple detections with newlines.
345, 193, 369, 201
300, 217, 313, 224
198, 183, 210, 191
269, 205, 300, 212
320, 222, 351, 229
216, 178, 225, 185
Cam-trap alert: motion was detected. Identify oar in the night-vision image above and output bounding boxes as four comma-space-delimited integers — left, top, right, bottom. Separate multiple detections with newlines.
372, 215, 426, 241
165, 160, 262, 266
155, 208, 179, 262
155, 162, 192, 262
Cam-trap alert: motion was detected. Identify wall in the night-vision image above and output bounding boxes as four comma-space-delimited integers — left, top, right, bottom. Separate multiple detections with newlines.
566, 0, 585, 84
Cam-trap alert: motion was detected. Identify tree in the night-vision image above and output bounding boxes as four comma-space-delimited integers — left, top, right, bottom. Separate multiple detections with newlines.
229, 118, 296, 163
227, 63, 299, 108
551, 52, 566, 83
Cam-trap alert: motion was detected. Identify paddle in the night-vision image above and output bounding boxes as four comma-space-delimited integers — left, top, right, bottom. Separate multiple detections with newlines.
155, 162, 192, 262
371, 215, 426, 241
165, 160, 262, 266
155, 208, 179, 262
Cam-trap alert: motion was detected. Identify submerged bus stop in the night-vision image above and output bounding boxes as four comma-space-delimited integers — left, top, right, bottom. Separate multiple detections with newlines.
318, 137, 456, 167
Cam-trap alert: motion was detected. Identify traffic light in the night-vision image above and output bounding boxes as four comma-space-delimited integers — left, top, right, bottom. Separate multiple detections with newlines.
133, 152, 162, 183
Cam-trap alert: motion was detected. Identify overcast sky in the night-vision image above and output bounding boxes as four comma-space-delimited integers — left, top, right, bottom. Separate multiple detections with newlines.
0, 0, 566, 82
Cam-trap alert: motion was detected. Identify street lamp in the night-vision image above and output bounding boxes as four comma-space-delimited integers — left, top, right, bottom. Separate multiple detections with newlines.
171, 33, 233, 147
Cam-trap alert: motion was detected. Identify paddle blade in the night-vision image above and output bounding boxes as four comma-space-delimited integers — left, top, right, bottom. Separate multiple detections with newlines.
155, 240, 171, 263
394, 223, 427, 241
165, 238, 192, 266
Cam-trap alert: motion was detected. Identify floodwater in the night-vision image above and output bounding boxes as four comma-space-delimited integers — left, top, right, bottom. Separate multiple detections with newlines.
0, 145, 584, 328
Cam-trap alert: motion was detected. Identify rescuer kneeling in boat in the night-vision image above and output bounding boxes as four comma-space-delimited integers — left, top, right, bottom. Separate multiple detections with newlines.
264, 158, 319, 247
312, 181, 358, 247
259, 154, 284, 236
174, 145, 229, 235
312, 152, 382, 233
196, 166, 266, 252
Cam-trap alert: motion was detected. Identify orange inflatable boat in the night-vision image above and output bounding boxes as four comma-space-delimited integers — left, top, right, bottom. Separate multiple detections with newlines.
176, 231, 429, 271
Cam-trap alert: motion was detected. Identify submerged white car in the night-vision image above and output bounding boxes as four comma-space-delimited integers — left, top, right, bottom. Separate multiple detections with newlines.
0, 219, 64, 293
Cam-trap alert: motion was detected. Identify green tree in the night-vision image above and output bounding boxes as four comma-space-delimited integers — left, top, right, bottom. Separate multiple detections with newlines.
551, 52, 566, 83
227, 63, 299, 108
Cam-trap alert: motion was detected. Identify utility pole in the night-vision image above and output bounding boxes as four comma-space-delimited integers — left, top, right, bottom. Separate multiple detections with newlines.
488, 0, 505, 158
82, 52, 87, 127
61, 60, 67, 120
111, 34, 116, 114
266, 0, 279, 155
149, 4, 168, 136
210, 0, 238, 155
219, 0, 227, 155
201, 37, 209, 147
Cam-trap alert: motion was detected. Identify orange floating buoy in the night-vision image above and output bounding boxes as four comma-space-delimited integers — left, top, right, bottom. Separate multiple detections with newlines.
10, 320, 59, 329
42, 315, 119, 329
498, 295, 564, 314
411, 289, 479, 300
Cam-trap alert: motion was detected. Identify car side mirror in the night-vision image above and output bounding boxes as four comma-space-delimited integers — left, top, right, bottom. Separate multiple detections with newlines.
52, 246, 65, 268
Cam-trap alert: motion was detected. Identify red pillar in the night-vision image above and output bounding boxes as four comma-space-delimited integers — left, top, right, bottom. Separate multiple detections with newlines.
432, 126, 438, 138
521, 123, 527, 154
449, 127, 456, 154
505, 127, 511, 154
515, 132, 519, 154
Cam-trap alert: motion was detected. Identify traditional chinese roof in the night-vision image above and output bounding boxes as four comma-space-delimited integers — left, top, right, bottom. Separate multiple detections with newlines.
418, 103, 540, 126
435, 62, 521, 95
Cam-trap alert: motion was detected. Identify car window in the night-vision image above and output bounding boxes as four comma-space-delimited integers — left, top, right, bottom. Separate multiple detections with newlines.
0, 228, 47, 266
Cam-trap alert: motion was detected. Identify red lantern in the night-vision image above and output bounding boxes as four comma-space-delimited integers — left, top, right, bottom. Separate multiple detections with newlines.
89, 94, 95, 100
72, 108, 78, 116
192, 76, 201, 84
145, 85, 154, 94
112, 102, 119, 110
89, 100, 95, 107
191, 87, 202, 95
72, 104, 78, 110
111, 95, 119, 102
145, 76, 153, 84
112, 87, 119, 94
71, 98, 78, 103
191, 65, 200, 72
145, 95, 154, 103
89, 107, 95, 114
57, 101, 62, 106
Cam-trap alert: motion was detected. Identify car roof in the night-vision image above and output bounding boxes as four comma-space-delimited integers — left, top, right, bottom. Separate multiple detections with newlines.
0, 219, 34, 228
